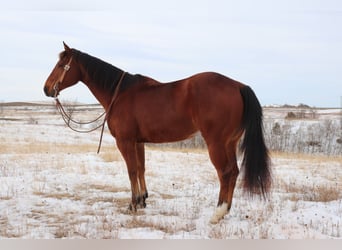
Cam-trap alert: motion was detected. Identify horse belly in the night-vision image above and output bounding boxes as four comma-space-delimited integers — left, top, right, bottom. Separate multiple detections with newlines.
131, 89, 196, 143
139, 114, 197, 143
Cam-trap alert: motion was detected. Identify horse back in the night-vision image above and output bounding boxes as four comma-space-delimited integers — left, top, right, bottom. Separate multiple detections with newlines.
109, 72, 244, 143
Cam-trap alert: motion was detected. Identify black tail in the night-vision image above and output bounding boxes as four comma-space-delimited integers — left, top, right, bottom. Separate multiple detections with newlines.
239, 85, 271, 197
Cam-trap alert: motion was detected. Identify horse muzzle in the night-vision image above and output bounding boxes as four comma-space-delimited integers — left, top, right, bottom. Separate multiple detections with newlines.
44, 83, 59, 98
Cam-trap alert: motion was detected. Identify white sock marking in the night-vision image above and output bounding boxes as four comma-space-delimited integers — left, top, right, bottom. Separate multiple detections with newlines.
210, 202, 228, 224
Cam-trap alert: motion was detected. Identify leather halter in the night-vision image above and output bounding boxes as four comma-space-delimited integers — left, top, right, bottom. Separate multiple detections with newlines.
53, 56, 73, 97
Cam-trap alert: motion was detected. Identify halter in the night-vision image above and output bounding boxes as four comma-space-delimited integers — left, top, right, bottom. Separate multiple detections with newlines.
53, 56, 73, 98
53, 56, 126, 153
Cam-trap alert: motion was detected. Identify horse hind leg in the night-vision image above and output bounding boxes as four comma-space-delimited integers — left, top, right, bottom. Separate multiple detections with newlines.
223, 144, 239, 214
208, 141, 239, 224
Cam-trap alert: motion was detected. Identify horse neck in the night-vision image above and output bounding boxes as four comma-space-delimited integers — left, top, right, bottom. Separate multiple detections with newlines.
78, 63, 124, 111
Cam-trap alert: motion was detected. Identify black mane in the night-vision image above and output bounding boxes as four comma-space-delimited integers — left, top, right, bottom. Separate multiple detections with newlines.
72, 49, 125, 93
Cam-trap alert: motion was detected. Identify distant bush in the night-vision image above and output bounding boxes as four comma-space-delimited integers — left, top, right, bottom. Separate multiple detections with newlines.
297, 103, 311, 109
285, 112, 297, 119
0, 101, 3, 114
272, 122, 281, 135
285, 109, 317, 120
264, 119, 341, 156
27, 116, 38, 125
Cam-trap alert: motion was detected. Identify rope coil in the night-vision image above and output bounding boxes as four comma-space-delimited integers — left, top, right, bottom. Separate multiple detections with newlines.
54, 71, 126, 153
55, 98, 106, 133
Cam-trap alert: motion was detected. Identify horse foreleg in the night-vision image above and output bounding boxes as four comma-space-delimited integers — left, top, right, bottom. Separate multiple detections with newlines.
136, 142, 148, 208
116, 140, 141, 212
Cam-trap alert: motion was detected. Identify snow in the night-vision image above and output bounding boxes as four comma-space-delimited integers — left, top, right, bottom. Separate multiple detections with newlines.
0, 103, 341, 238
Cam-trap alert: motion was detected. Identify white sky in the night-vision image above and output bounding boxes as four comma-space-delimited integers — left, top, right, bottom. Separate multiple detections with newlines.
1, 0, 341, 107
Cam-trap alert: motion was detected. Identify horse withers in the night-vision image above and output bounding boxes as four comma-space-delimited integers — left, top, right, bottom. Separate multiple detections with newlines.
44, 42, 271, 224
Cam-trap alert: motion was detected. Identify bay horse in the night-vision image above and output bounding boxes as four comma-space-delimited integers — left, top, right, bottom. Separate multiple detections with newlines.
44, 42, 271, 224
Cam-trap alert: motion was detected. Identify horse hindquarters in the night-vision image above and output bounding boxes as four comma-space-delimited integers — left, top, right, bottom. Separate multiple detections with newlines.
191, 79, 244, 223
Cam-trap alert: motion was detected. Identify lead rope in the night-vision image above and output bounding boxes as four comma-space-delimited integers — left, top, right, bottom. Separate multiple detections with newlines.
97, 71, 126, 153
54, 71, 126, 154
55, 98, 106, 128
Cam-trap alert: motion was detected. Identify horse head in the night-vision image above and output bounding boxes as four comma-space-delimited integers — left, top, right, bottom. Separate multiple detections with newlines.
43, 42, 81, 98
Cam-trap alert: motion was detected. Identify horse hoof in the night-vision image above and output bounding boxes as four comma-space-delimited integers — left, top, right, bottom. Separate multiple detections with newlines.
139, 201, 146, 209
210, 202, 229, 224
128, 203, 137, 212
137, 193, 148, 209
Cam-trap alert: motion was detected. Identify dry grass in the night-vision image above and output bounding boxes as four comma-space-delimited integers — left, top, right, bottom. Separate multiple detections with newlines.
0, 164, 16, 177
0, 142, 119, 155
100, 148, 122, 162
270, 151, 342, 163
272, 151, 342, 204
286, 183, 341, 203
85, 183, 129, 193
124, 216, 197, 235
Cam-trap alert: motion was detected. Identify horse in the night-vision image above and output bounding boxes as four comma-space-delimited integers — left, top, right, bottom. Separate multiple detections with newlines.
44, 42, 271, 224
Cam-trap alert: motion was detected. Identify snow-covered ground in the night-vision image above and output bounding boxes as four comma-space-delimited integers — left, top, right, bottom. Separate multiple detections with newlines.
0, 103, 341, 238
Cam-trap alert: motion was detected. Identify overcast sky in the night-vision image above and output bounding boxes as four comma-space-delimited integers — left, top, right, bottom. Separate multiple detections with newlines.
1, 0, 341, 107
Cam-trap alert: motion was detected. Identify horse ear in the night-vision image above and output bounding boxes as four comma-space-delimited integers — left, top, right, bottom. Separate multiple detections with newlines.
63, 41, 71, 52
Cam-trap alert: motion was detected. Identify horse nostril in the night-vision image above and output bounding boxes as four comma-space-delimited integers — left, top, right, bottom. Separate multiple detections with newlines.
44, 86, 49, 96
